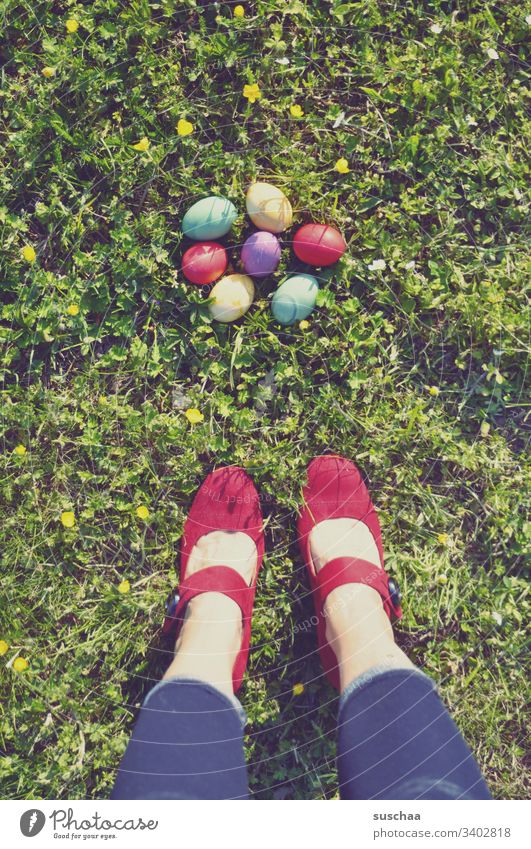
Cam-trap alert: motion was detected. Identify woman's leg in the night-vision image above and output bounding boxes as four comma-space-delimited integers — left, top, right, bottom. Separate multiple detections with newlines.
112, 531, 256, 800
310, 518, 491, 800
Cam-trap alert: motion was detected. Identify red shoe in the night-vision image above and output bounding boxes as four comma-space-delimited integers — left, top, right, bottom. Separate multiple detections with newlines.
297, 455, 402, 689
162, 466, 264, 692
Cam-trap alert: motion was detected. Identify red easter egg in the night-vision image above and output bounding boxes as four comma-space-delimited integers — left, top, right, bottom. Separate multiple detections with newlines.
293, 223, 346, 267
181, 242, 228, 285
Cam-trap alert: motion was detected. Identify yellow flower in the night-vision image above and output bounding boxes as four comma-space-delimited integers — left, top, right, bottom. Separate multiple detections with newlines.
243, 83, 261, 103
14, 445, 27, 456
299, 320, 310, 331
118, 580, 130, 594
480, 421, 490, 438
428, 385, 440, 396
66, 19, 79, 33
177, 118, 194, 137
292, 682, 305, 696
132, 137, 150, 152
0, 640, 9, 656
136, 505, 150, 521
437, 533, 449, 545
61, 511, 76, 529
13, 657, 29, 672
185, 408, 204, 424
290, 104, 304, 118
42, 66, 56, 78
334, 158, 350, 174
21, 245, 36, 262
67, 304, 80, 316
234, 5, 245, 17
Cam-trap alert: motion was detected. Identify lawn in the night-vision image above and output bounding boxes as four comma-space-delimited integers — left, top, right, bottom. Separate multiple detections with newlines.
0, 0, 529, 800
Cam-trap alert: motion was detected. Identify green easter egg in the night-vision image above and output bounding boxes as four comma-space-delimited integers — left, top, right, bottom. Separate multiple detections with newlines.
271, 273, 319, 325
182, 196, 237, 240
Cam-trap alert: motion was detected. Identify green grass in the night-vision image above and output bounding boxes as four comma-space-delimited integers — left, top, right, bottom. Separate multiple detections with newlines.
0, 0, 529, 800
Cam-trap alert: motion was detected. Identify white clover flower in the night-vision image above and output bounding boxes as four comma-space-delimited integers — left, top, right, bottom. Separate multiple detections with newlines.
486, 47, 500, 60
492, 612, 503, 626
429, 23, 442, 34
465, 114, 478, 126
526, 15, 531, 26
368, 259, 386, 272
405, 260, 416, 270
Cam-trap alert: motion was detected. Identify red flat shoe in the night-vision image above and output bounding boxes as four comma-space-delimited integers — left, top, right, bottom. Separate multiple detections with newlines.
162, 465, 264, 692
297, 455, 402, 690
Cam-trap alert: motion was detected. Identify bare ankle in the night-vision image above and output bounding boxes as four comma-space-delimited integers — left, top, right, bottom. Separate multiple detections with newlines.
322, 583, 414, 692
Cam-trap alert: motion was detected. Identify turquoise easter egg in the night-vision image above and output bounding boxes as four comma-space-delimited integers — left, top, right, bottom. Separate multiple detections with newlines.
271, 273, 319, 325
182, 196, 237, 240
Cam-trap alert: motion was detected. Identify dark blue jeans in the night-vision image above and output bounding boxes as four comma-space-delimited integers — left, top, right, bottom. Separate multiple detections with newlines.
111, 667, 491, 800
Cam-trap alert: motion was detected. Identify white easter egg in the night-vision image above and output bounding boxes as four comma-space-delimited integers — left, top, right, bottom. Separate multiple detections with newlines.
208, 274, 255, 323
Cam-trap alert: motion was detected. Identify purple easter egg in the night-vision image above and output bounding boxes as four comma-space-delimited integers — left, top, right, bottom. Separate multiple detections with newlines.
241, 231, 281, 278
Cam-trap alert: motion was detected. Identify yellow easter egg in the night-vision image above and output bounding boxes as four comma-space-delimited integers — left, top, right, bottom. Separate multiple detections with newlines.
246, 182, 293, 233
209, 274, 255, 323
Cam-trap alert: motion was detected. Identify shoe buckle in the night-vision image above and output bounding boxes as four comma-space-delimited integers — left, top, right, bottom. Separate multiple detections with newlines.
387, 578, 402, 608
164, 592, 180, 618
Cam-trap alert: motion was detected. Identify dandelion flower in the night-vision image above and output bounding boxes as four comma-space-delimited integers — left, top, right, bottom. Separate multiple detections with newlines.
67, 304, 80, 316
437, 533, 449, 545
234, 5, 245, 18
21, 245, 36, 263
14, 445, 27, 456
136, 505, 150, 520
66, 19, 79, 33
0, 640, 9, 656
486, 47, 499, 61
118, 580, 130, 594
334, 157, 350, 174
13, 657, 29, 672
177, 119, 194, 137
368, 259, 386, 272
132, 137, 150, 152
290, 104, 304, 118
185, 408, 204, 424
292, 682, 305, 696
428, 385, 440, 396
42, 66, 56, 78
243, 83, 261, 103
299, 320, 310, 331
61, 511, 76, 528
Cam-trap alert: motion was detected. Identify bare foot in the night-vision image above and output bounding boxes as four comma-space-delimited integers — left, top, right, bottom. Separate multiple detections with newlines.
309, 518, 413, 691
162, 531, 257, 696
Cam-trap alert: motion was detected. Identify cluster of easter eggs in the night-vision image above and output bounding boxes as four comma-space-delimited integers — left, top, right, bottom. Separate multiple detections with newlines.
180, 183, 346, 325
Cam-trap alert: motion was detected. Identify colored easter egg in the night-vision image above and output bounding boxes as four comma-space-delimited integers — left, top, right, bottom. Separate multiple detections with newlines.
246, 182, 293, 233
293, 223, 346, 266
209, 274, 255, 323
182, 196, 237, 240
181, 242, 227, 285
241, 231, 281, 278
271, 273, 319, 325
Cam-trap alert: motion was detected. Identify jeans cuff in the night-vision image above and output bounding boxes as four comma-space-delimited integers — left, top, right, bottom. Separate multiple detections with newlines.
142, 676, 247, 729
338, 665, 436, 715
